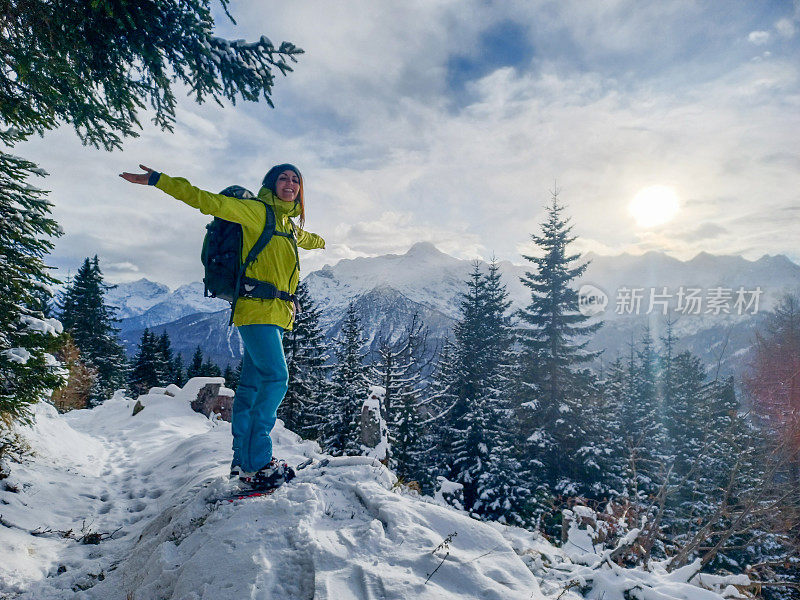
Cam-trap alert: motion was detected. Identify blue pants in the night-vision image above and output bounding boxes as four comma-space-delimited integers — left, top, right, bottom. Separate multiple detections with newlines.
231, 324, 288, 473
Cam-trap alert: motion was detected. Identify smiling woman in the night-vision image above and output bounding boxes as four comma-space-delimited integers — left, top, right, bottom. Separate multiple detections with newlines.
629, 185, 680, 228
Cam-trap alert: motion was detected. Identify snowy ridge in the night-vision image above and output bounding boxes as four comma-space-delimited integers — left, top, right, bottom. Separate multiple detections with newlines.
1, 386, 751, 599
116, 282, 229, 331
105, 279, 171, 320
108, 246, 800, 376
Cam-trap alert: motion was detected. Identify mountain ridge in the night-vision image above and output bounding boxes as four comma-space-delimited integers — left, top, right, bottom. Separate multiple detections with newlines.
109, 245, 800, 373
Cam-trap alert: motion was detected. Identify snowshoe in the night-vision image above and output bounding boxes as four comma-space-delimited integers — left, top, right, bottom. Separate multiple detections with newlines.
249, 458, 295, 491
212, 458, 329, 503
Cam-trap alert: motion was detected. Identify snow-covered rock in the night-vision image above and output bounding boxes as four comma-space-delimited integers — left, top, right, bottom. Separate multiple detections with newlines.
361, 385, 389, 459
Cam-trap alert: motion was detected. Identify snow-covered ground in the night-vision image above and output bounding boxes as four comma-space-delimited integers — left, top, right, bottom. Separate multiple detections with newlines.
1, 384, 751, 599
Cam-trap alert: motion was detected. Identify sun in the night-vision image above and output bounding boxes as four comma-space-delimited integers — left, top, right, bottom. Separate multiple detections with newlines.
629, 185, 680, 228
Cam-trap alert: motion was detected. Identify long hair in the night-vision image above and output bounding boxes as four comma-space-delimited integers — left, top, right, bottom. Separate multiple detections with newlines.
296, 176, 306, 230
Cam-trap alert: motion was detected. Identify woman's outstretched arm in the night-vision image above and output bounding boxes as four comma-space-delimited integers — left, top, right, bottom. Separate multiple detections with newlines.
119, 165, 262, 228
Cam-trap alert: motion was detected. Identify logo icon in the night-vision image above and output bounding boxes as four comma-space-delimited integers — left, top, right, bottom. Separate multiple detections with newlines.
578, 284, 608, 317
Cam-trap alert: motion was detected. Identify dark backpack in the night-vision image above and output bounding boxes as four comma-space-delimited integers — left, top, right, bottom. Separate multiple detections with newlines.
201, 185, 297, 325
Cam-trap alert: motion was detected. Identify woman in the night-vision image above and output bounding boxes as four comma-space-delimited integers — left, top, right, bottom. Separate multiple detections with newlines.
120, 164, 325, 489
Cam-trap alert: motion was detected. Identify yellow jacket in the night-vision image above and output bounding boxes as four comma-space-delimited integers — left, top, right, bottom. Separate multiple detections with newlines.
154, 173, 325, 329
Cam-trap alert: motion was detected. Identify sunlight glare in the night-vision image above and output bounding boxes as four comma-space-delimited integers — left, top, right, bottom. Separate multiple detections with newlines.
629, 185, 680, 228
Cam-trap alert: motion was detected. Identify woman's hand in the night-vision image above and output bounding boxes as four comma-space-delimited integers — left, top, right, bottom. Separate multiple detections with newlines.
119, 165, 155, 185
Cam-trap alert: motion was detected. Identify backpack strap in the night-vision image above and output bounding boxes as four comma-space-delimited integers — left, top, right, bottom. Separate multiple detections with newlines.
243, 202, 277, 268
239, 276, 295, 303
228, 203, 303, 325
238, 220, 300, 305
228, 202, 277, 325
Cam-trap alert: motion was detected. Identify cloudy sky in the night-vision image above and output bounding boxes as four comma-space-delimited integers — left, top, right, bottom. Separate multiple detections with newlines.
19, 0, 800, 288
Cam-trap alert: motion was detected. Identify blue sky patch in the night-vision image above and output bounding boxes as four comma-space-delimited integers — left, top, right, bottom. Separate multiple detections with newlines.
446, 20, 535, 100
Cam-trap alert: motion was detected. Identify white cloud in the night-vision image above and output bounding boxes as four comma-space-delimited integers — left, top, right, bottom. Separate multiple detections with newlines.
105, 262, 140, 272
14, 1, 800, 288
748, 30, 771, 45
775, 18, 796, 38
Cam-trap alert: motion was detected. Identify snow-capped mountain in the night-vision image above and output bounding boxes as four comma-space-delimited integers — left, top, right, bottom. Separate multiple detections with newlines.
111, 244, 800, 374
305, 242, 472, 324
118, 282, 229, 333
105, 278, 171, 320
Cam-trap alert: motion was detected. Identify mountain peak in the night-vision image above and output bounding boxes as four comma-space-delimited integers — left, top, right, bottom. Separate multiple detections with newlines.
405, 241, 443, 256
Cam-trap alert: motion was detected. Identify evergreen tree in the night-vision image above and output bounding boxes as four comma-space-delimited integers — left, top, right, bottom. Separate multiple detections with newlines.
596, 356, 630, 496
323, 303, 369, 456
58, 256, 127, 405
233, 359, 243, 390
187, 346, 204, 379
128, 329, 161, 396
1, 1, 303, 151
201, 357, 222, 377
154, 331, 175, 385
471, 259, 530, 525
374, 315, 429, 484
516, 191, 602, 404
425, 339, 459, 481
441, 261, 529, 523
172, 354, 185, 387
223, 364, 236, 388
280, 281, 330, 439
0, 143, 65, 425
515, 193, 602, 503
615, 329, 670, 498
442, 263, 491, 510
663, 351, 706, 476
659, 317, 679, 408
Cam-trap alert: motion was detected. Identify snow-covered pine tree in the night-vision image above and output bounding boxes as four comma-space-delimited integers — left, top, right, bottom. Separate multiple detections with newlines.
280, 281, 330, 439
663, 354, 745, 552
375, 314, 429, 485
128, 329, 161, 396
659, 317, 678, 409
1, 1, 303, 152
232, 359, 243, 390
58, 256, 127, 405
595, 356, 630, 497
154, 331, 175, 385
441, 260, 529, 522
621, 328, 669, 497
515, 192, 603, 502
441, 263, 491, 511
424, 339, 459, 480
470, 258, 531, 526
663, 350, 706, 478
222, 364, 236, 388
516, 191, 602, 403
323, 303, 369, 456
0, 140, 65, 427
